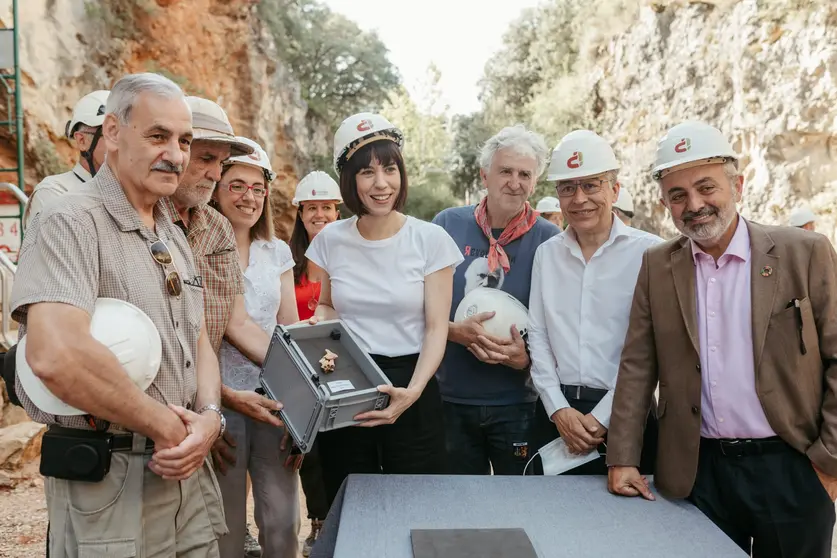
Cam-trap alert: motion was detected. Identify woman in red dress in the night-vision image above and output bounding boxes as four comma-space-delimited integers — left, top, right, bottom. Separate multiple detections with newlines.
287, 170, 342, 556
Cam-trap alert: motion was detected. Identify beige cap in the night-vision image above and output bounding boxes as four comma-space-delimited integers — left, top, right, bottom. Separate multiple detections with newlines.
186, 96, 254, 157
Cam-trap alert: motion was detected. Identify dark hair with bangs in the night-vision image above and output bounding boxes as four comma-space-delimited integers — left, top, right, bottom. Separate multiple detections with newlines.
339, 140, 408, 217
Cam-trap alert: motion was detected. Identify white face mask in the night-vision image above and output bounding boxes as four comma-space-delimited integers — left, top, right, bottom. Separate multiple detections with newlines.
533, 437, 601, 476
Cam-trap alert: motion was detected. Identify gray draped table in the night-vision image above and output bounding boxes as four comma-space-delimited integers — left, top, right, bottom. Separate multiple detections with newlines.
309, 474, 746, 558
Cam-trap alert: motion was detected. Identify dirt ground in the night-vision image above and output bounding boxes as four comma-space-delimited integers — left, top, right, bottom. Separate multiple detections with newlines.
0, 473, 313, 558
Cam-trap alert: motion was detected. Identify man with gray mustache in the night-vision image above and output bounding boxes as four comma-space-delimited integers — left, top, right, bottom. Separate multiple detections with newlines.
153, 160, 184, 174
607, 121, 837, 558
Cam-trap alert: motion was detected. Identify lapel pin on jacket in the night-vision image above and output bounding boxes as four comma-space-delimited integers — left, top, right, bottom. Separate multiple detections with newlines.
760, 265, 773, 277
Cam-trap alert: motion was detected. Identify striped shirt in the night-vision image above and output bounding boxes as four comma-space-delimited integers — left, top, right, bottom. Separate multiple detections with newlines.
11, 163, 203, 429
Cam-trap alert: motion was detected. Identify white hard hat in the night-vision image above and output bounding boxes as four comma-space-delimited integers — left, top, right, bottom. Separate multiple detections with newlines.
65, 90, 110, 139
185, 96, 254, 158
223, 137, 276, 182
535, 196, 561, 213
652, 121, 737, 180
614, 187, 634, 213
17, 298, 162, 416
454, 287, 529, 339
293, 171, 342, 206
333, 112, 404, 173
789, 206, 817, 228
547, 130, 619, 181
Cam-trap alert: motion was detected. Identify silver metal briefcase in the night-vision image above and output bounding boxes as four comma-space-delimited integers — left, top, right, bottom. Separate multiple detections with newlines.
259, 320, 391, 453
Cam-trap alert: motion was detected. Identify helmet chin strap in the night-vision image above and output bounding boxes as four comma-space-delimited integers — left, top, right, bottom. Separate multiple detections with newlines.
80, 126, 103, 177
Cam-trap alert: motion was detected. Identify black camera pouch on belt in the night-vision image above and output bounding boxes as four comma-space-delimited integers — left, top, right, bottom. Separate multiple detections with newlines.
40, 426, 113, 482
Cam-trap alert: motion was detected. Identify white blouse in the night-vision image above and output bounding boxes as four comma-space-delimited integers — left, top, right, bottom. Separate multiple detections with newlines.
220, 238, 295, 391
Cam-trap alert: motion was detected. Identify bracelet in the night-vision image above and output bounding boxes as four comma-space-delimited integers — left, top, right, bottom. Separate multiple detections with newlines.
197, 404, 226, 437
521, 334, 532, 372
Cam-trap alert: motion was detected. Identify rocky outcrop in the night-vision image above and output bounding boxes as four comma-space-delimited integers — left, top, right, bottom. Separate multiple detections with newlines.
0, 421, 44, 487
0, 0, 329, 239
578, 0, 837, 242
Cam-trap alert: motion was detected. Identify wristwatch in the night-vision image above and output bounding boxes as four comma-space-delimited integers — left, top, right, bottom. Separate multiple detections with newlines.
198, 404, 226, 438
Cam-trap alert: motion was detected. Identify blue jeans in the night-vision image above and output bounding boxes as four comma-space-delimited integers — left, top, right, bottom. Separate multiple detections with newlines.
443, 401, 544, 475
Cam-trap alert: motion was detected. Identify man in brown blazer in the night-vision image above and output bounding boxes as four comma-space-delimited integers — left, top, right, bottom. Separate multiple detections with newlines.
606, 121, 837, 558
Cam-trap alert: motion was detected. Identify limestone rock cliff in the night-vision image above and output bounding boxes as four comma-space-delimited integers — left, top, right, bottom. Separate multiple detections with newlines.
0, 0, 330, 239
577, 0, 837, 242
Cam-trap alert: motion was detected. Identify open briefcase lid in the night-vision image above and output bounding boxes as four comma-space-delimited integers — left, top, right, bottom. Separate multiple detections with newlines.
258, 320, 391, 453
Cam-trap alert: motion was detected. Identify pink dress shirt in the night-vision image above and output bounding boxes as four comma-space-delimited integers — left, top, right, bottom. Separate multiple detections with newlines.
692, 216, 776, 439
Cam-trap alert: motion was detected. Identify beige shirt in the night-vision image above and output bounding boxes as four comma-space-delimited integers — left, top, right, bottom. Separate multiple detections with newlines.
11, 163, 204, 429
23, 162, 92, 229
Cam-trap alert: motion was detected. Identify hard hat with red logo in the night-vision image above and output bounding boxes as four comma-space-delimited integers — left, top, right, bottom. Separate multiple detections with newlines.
223, 137, 276, 182
293, 170, 342, 206
651, 121, 738, 180
333, 112, 404, 173
547, 130, 619, 181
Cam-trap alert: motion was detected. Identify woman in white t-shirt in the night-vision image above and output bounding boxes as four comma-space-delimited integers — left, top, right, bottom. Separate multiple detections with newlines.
306, 112, 464, 504
209, 137, 301, 558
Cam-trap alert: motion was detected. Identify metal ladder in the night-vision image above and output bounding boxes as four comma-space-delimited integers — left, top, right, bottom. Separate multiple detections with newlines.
0, 0, 23, 198
0, 0, 24, 352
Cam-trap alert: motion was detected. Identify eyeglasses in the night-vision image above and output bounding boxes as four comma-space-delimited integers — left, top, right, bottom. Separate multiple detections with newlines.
149, 239, 182, 297
227, 182, 267, 198
555, 178, 611, 198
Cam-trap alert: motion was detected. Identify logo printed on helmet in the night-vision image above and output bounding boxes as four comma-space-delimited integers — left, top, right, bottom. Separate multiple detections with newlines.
675, 138, 691, 153
356, 119, 373, 132
247, 151, 261, 162
567, 151, 583, 169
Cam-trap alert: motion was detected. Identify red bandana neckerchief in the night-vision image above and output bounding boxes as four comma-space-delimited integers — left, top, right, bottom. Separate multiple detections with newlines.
473, 198, 538, 273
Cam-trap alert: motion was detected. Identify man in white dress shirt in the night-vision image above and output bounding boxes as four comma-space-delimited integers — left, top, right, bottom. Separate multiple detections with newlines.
528, 130, 662, 474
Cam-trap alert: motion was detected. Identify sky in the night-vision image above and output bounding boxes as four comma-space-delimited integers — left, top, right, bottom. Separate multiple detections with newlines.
321, 0, 543, 115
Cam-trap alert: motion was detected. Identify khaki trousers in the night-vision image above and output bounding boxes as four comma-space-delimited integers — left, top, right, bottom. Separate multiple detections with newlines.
215, 410, 300, 558
46, 434, 227, 558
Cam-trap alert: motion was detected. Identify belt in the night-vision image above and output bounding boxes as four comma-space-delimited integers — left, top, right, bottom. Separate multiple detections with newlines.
47, 425, 155, 454
560, 384, 608, 403
112, 433, 155, 453
701, 436, 791, 458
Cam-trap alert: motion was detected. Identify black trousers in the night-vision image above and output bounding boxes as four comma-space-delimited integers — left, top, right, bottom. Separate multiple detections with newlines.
532, 395, 658, 476
443, 400, 540, 476
689, 437, 835, 558
317, 354, 447, 507
299, 438, 329, 520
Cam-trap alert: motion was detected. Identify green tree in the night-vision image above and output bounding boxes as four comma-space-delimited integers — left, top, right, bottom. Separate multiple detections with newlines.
448, 112, 492, 201
383, 66, 458, 221
448, 0, 625, 203
259, 0, 401, 125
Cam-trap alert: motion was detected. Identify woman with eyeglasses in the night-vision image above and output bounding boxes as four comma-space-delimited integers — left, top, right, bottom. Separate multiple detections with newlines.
305, 112, 464, 505
209, 137, 300, 558
287, 170, 341, 555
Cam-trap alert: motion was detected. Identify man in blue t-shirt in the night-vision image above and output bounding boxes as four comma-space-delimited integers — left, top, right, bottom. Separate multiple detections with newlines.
433, 125, 561, 475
